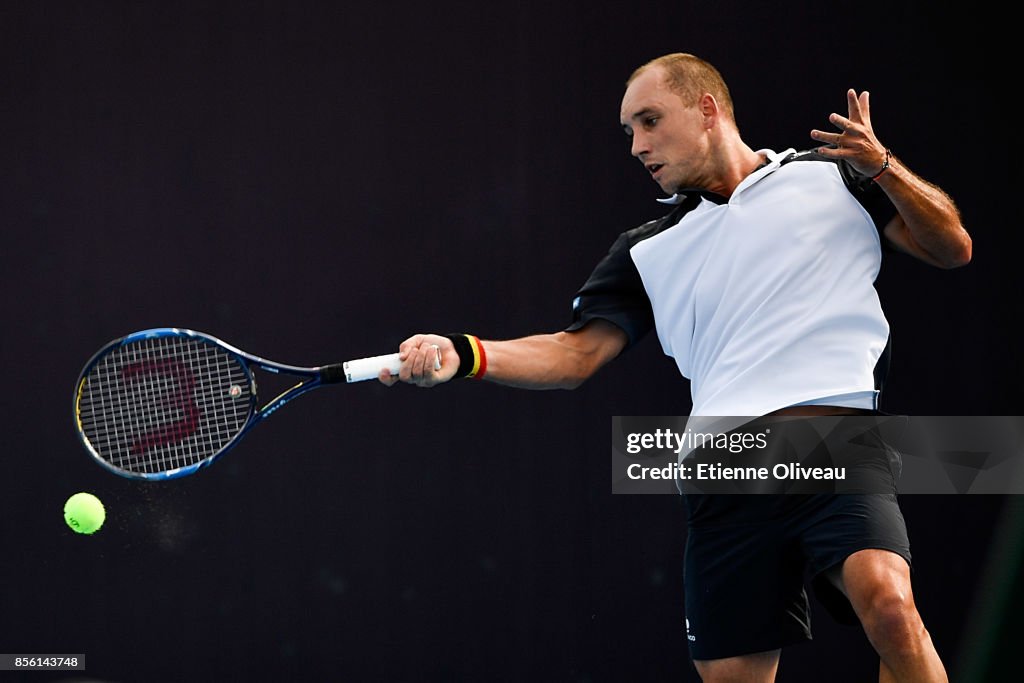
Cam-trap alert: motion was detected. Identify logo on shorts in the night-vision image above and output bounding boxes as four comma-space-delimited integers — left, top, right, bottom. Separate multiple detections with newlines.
685, 618, 696, 642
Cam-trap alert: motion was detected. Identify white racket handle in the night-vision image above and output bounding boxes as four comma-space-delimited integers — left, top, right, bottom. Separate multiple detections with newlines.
343, 353, 401, 382
342, 346, 441, 383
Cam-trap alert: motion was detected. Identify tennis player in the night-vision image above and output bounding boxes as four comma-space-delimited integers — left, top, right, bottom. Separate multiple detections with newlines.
383, 54, 969, 682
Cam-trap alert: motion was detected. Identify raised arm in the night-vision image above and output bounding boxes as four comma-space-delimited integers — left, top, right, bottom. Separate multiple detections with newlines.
811, 89, 972, 269
379, 319, 628, 390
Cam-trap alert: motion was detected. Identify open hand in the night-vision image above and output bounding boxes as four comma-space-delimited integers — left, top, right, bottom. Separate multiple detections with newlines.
811, 89, 889, 178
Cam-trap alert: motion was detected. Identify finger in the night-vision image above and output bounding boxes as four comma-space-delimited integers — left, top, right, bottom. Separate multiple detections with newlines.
847, 88, 862, 122
378, 368, 398, 386
815, 142, 851, 158
829, 112, 855, 132
810, 129, 844, 145
399, 344, 428, 382
415, 345, 441, 386
410, 345, 428, 378
398, 356, 413, 382
411, 342, 436, 378
859, 90, 871, 126
399, 334, 424, 360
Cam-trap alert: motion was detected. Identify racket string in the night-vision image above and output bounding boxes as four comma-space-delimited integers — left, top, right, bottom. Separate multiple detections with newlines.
78, 336, 252, 474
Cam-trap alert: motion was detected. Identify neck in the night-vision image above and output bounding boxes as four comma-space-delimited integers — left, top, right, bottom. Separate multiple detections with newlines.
704, 140, 766, 198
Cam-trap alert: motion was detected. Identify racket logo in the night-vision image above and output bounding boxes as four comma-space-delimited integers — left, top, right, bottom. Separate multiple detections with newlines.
228, 384, 242, 398
121, 359, 201, 455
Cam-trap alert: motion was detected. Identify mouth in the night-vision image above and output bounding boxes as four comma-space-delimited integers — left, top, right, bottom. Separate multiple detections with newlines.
646, 163, 664, 177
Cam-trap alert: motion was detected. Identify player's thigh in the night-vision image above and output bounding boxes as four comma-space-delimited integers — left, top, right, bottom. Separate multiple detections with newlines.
684, 516, 810, 660
802, 494, 912, 625
694, 649, 781, 683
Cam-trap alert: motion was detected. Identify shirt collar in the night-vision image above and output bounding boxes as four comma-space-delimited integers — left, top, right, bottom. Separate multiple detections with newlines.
655, 148, 795, 205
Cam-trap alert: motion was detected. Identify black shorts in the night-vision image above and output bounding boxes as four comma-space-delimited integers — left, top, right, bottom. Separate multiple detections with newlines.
682, 493, 912, 661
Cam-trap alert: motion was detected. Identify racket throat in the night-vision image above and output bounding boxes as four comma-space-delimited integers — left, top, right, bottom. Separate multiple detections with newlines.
319, 363, 347, 384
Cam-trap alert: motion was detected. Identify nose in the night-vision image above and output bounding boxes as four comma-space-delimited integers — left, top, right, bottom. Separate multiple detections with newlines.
630, 130, 648, 159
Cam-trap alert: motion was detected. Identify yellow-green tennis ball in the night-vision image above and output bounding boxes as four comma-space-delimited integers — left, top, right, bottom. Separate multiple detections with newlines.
64, 492, 105, 534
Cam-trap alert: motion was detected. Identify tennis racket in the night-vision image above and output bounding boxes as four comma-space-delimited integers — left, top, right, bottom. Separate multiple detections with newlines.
72, 328, 436, 480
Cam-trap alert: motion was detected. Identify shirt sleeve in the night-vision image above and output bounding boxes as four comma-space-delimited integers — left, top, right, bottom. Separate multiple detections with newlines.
835, 158, 899, 248
564, 229, 655, 349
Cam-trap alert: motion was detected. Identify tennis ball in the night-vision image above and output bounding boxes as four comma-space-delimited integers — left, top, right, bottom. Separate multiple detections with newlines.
64, 492, 105, 534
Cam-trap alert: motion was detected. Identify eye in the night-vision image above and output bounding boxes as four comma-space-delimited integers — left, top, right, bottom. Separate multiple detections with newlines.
644, 116, 659, 128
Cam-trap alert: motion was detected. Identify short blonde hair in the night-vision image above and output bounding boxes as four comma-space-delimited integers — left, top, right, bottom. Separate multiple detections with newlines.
627, 53, 736, 123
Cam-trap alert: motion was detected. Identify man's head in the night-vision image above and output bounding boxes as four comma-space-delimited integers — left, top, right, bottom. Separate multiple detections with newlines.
627, 54, 735, 124
620, 54, 738, 195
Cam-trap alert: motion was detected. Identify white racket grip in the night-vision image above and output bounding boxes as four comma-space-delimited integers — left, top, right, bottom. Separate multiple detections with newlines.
342, 346, 441, 383
343, 353, 402, 383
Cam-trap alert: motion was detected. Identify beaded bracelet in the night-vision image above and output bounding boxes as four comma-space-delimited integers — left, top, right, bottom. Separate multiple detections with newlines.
872, 148, 892, 182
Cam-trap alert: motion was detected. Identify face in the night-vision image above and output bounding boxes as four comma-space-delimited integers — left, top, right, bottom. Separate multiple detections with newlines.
620, 67, 710, 194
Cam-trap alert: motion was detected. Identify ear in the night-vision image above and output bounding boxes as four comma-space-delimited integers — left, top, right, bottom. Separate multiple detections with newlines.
698, 93, 720, 129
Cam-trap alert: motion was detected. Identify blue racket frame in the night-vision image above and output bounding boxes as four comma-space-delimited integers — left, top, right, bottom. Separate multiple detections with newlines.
73, 327, 338, 481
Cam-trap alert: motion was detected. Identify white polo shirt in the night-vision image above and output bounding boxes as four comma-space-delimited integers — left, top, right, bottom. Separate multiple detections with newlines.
568, 148, 896, 417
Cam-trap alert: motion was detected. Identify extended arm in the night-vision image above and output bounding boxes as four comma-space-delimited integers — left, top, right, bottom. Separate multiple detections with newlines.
811, 89, 971, 268
380, 319, 628, 390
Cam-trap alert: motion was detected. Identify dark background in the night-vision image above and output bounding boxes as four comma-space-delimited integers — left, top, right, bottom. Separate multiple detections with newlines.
2, 1, 1020, 681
